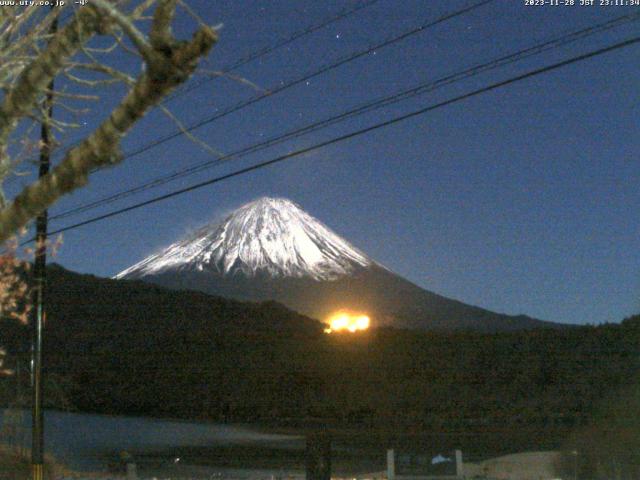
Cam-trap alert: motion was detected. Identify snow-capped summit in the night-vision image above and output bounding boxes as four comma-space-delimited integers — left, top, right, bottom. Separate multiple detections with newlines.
116, 197, 373, 281
114, 197, 558, 332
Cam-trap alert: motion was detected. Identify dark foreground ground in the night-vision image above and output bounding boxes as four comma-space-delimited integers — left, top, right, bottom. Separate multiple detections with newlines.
0, 409, 571, 477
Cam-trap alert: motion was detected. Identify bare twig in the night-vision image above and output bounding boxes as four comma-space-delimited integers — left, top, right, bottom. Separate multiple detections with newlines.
0, 7, 103, 181
0, 4, 217, 240
157, 104, 224, 158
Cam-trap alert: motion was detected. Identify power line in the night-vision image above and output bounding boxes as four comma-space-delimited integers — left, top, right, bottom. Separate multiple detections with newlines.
163, 0, 383, 103
37, 35, 640, 240
49, 12, 640, 221
91, 0, 496, 170
9, 1, 493, 209
47, 0, 382, 156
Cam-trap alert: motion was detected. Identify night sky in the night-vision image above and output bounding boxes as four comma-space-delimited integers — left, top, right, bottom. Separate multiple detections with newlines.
8, 0, 639, 325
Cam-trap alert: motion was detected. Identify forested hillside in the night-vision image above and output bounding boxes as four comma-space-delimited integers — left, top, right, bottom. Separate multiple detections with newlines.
1, 266, 638, 467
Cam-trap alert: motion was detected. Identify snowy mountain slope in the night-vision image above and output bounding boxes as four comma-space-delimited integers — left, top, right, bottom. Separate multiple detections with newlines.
116, 197, 372, 281
116, 197, 561, 332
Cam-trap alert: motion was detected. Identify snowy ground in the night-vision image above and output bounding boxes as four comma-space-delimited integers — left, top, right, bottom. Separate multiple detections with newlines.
463, 451, 561, 480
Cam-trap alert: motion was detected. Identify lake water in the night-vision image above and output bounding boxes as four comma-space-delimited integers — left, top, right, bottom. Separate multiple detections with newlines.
0, 409, 301, 472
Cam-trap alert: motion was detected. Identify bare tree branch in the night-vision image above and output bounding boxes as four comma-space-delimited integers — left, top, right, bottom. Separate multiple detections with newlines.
0, 7, 102, 183
0, 6, 217, 242
90, 0, 156, 62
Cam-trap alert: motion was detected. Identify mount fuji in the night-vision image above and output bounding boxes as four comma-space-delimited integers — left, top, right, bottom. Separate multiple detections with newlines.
116, 197, 373, 282
116, 197, 559, 332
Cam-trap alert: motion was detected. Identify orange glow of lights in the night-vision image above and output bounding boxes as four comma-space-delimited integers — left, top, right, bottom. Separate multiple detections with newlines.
324, 312, 370, 334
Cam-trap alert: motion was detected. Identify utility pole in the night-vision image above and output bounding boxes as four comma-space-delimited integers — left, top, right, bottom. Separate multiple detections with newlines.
31, 8, 57, 480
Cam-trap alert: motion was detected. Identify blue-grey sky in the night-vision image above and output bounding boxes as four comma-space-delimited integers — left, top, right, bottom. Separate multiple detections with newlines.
9, 0, 640, 325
